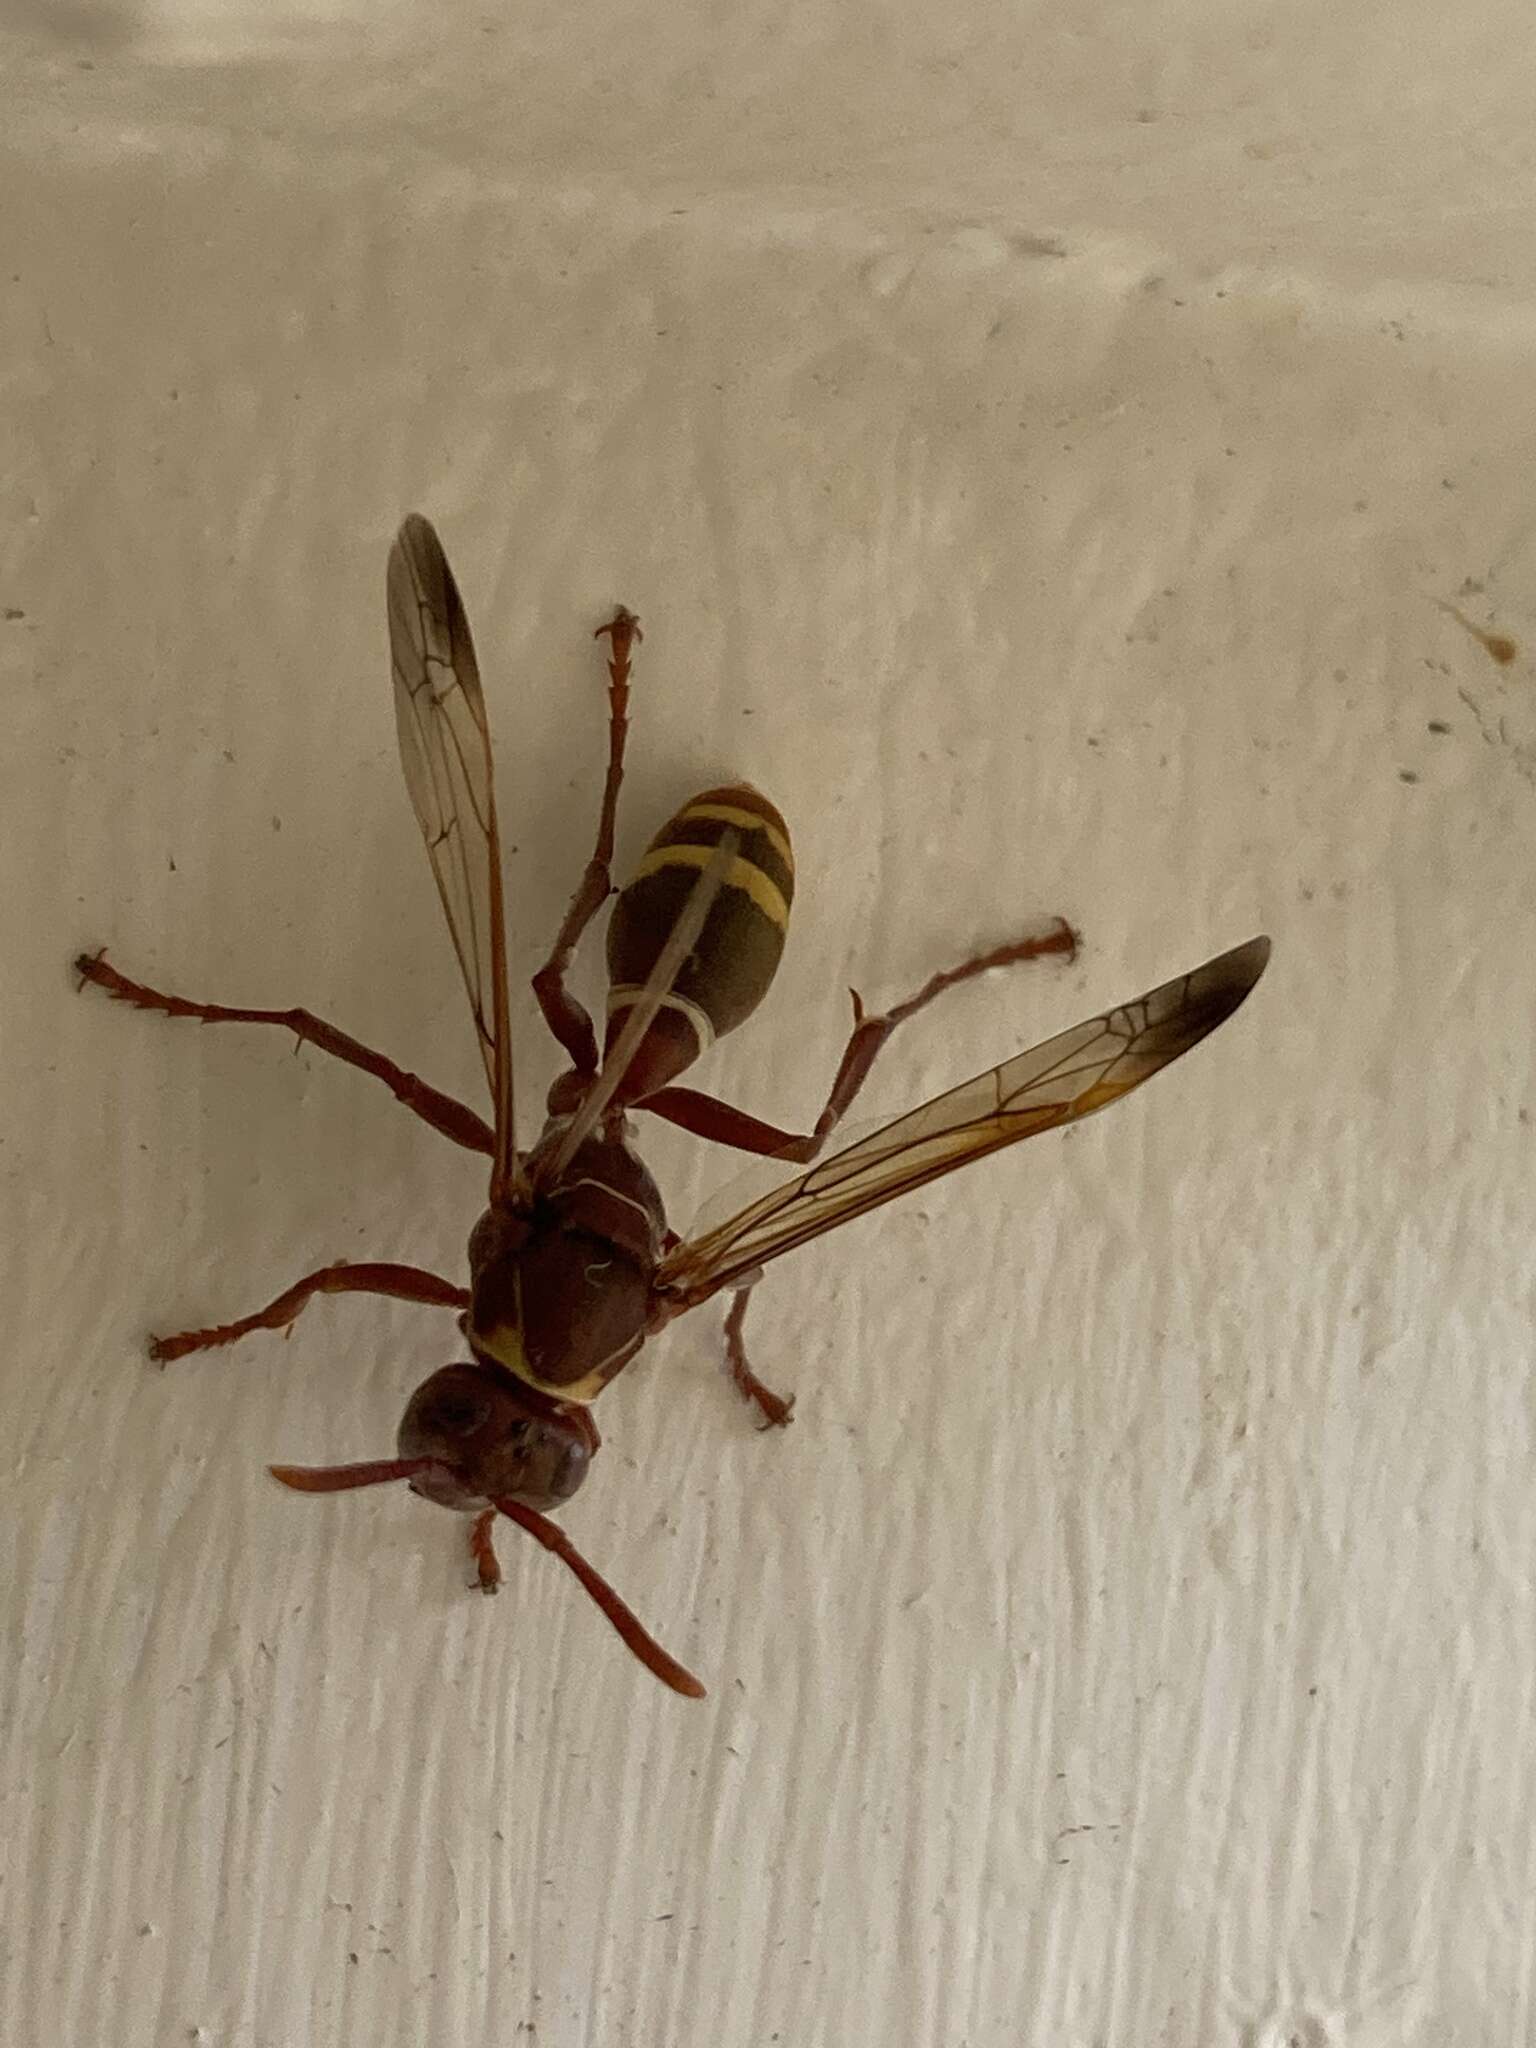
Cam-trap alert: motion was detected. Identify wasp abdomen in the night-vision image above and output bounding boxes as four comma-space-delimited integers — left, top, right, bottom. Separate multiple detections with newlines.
605, 782, 794, 1101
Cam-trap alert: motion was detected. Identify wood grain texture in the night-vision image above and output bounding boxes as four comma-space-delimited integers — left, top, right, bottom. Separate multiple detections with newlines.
6, 6, 1536, 2041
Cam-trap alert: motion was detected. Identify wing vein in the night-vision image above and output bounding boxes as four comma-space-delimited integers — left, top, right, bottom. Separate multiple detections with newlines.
658, 936, 1270, 1306
387, 515, 520, 1197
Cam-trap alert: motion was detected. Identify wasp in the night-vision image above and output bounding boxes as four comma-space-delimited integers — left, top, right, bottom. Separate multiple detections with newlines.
77, 515, 1270, 1698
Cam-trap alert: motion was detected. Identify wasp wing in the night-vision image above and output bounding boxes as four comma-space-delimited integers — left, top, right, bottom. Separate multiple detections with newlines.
657, 935, 1270, 1308
387, 514, 520, 1199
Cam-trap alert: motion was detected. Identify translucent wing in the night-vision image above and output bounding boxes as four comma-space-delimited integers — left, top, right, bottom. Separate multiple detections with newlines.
387, 514, 520, 1199
657, 935, 1270, 1308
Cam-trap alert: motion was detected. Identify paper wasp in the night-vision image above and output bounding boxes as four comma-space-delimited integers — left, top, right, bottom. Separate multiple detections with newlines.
77, 514, 1270, 1698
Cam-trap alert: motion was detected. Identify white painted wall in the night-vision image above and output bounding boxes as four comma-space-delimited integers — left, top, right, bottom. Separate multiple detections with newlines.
7, 3, 1535, 2042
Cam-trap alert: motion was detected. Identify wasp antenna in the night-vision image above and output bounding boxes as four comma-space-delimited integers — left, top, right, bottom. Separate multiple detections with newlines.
494, 1496, 706, 1699
269, 1456, 438, 1493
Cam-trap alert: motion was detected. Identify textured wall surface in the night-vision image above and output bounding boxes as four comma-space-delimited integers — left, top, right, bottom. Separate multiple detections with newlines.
6, 4, 1536, 2043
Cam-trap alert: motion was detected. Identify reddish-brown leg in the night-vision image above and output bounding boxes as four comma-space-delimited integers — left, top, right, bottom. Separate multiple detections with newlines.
530, 607, 641, 1075
647, 919, 1077, 1424
469, 1509, 502, 1593
75, 951, 494, 1155
643, 918, 1079, 1164
723, 1285, 793, 1429
150, 1262, 469, 1363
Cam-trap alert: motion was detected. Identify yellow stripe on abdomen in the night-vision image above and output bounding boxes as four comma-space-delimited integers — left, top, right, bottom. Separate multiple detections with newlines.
606, 986, 718, 1053
630, 843, 791, 930
676, 801, 794, 872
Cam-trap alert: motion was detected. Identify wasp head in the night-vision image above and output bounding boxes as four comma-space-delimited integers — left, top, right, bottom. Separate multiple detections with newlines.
397, 1362, 595, 1513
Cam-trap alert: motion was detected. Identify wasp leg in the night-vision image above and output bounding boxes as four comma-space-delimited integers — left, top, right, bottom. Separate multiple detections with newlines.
75, 951, 494, 1156
723, 1284, 794, 1430
469, 1509, 502, 1593
531, 606, 641, 1075
641, 918, 1079, 1163
149, 1261, 469, 1364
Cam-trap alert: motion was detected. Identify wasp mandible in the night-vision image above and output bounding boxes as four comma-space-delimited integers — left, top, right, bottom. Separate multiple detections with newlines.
78, 515, 1270, 1697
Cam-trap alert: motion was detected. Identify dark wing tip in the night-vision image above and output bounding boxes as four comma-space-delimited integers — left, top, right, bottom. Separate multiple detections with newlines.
391, 513, 449, 596
1141, 934, 1270, 1068
1214, 933, 1271, 1000
1179, 933, 1271, 1044
392, 512, 457, 591
396, 509, 439, 552
390, 514, 478, 673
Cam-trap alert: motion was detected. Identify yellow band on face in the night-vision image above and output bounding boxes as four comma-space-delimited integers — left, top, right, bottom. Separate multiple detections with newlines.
631, 843, 791, 930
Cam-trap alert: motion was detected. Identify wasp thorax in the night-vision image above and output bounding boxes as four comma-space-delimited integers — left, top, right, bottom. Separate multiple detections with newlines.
466, 1139, 665, 1403
397, 1363, 593, 1513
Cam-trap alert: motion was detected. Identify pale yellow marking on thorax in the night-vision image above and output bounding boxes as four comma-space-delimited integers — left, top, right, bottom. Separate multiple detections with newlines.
471, 1318, 601, 1404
